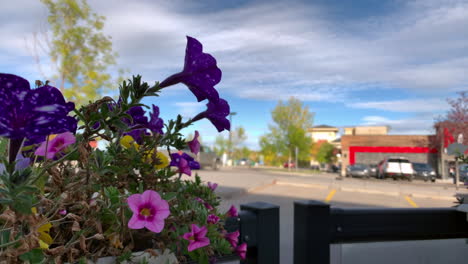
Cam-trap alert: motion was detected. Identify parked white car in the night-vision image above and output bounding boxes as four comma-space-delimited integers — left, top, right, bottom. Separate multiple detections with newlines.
378, 157, 414, 181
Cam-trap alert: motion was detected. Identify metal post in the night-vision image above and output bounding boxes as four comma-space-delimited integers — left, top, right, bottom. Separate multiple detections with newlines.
240, 202, 280, 264
294, 200, 330, 264
295, 146, 299, 172
228, 112, 237, 165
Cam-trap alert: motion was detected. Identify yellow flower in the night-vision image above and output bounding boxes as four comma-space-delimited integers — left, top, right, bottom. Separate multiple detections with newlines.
108, 233, 123, 249
120, 135, 140, 150
37, 222, 53, 249
120, 135, 168, 169
154, 152, 169, 169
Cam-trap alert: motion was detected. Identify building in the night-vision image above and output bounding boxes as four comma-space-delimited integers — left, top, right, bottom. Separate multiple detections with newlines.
343, 126, 389, 136
308, 125, 339, 142
308, 125, 339, 166
340, 134, 438, 177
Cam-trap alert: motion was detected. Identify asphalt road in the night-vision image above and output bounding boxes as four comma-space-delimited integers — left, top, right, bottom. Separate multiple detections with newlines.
188, 167, 468, 264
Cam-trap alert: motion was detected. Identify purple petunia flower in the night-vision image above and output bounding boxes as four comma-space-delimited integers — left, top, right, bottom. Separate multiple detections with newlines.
170, 153, 200, 176
182, 224, 210, 252
187, 130, 200, 155
122, 106, 149, 144
192, 98, 230, 132
127, 190, 170, 233
148, 105, 164, 135
0, 74, 77, 140
125, 106, 148, 126
159, 36, 222, 103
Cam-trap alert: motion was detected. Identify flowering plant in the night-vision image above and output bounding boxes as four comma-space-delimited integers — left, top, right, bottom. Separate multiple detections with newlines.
0, 36, 245, 263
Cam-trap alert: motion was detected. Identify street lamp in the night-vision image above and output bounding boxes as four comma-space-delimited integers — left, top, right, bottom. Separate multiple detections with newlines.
228, 112, 237, 164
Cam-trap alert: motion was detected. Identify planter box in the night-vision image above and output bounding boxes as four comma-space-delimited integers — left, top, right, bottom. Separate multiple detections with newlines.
85, 252, 239, 264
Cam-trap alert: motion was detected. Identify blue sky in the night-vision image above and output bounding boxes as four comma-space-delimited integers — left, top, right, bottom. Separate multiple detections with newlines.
1, 0, 467, 149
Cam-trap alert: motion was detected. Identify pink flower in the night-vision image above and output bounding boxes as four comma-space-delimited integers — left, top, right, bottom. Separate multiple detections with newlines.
227, 205, 238, 217
127, 190, 170, 233
182, 224, 210, 252
34, 132, 76, 159
236, 242, 247, 260
187, 130, 200, 155
224, 230, 239, 248
58, 209, 67, 215
207, 214, 220, 224
207, 182, 218, 191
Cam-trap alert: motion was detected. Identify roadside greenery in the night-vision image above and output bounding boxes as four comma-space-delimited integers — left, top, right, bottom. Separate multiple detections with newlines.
259, 97, 314, 166
315, 142, 336, 164
41, 0, 123, 105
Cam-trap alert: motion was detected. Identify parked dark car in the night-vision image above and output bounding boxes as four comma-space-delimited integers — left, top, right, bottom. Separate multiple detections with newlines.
330, 164, 341, 173
346, 164, 370, 178
459, 164, 468, 182
368, 164, 378, 177
412, 163, 436, 182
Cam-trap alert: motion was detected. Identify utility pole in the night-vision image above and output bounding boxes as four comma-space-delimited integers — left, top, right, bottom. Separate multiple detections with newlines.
228, 112, 237, 165
295, 146, 299, 172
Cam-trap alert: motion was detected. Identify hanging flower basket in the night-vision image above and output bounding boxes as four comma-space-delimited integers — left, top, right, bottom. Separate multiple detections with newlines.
0, 36, 246, 264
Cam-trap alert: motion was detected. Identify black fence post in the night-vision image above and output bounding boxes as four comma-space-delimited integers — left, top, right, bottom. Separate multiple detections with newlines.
294, 200, 331, 264
240, 202, 280, 264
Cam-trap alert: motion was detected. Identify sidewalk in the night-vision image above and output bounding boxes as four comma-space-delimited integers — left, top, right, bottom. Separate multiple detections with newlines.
246, 168, 468, 201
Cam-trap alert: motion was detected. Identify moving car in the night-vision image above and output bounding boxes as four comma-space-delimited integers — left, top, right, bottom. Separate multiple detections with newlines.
238, 158, 249, 166
412, 162, 436, 182
346, 163, 371, 178
284, 162, 296, 168
378, 157, 414, 181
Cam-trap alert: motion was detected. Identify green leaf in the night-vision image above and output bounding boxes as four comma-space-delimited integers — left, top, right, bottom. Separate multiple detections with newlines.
19, 248, 44, 263
0, 229, 11, 245
197, 252, 209, 264
161, 192, 177, 201
0, 198, 13, 204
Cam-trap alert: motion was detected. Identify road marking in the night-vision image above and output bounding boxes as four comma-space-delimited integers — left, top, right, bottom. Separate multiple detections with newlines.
275, 181, 328, 189
405, 196, 419, 208
325, 189, 337, 203
247, 180, 277, 193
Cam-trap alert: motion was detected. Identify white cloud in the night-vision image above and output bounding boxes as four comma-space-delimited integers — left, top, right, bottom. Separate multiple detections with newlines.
174, 102, 204, 119
1, 0, 468, 108
361, 115, 437, 135
348, 99, 450, 113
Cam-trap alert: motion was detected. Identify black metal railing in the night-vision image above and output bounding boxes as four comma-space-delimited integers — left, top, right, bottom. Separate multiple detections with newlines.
228, 202, 280, 264
293, 200, 468, 264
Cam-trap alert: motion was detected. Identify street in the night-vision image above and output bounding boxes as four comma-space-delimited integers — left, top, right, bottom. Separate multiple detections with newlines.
188, 167, 468, 264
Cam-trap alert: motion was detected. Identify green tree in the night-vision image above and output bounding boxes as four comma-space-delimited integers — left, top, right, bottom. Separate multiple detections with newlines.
316, 142, 335, 164
260, 97, 314, 164
213, 126, 248, 158
42, 0, 120, 105
230, 127, 247, 154
213, 134, 228, 156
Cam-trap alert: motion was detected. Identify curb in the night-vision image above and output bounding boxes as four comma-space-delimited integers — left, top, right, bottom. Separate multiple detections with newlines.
274, 180, 458, 201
